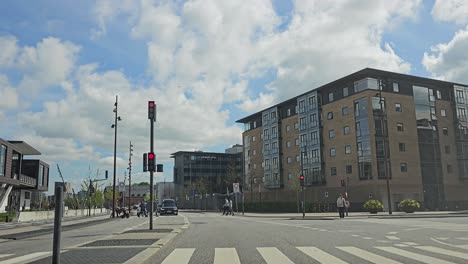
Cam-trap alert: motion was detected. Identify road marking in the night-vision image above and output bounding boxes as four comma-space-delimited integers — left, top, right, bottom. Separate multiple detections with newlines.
387, 232, 398, 235
161, 248, 195, 264
257, 247, 294, 264
436, 237, 449, 240
362, 237, 373, 240
338, 246, 402, 264
297, 246, 348, 264
402, 242, 419, 246
376, 246, 456, 264
351, 234, 360, 237
214, 248, 241, 264
1, 252, 50, 264
456, 237, 468, 240
386, 236, 400, 240
416, 246, 468, 260
377, 240, 390, 243
394, 244, 409, 247
0, 254, 14, 259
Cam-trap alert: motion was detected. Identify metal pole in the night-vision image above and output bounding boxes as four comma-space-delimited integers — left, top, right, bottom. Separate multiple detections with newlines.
52, 186, 63, 264
112, 95, 118, 218
301, 147, 305, 219
89, 179, 92, 217
129, 141, 132, 209
379, 80, 392, 215
149, 118, 154, 230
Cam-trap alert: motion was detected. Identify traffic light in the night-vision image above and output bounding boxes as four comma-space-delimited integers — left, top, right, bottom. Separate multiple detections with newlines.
340, 179, 345, 187
148, 152, 155, 172
148, 101, 156, 121
105, 170, 108, 179
143, 153, 148, 172
300, 175, 305, 186
157, 164, 163, 172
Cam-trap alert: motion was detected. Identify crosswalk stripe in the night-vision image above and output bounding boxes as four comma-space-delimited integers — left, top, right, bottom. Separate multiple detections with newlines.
161, 248, 195, 264
214, 248, 241, 264
337, 246, 402, 264
376, 247, 457, 264
0, 254, 14, 259
297, 247, 348, 264
416, 246, 468, 260
257, 247, 294, 264
1, 252, 50, 264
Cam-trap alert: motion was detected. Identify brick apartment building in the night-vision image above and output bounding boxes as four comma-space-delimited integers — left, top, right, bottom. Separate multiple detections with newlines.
237, 68, 468, 211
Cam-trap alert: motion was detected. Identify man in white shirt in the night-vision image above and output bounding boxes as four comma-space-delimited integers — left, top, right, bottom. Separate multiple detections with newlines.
337, 194, 346, 218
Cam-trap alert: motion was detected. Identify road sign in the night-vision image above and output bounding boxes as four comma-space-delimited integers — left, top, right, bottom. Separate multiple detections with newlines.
233, 183, 240, 193
118, 182, 125, 192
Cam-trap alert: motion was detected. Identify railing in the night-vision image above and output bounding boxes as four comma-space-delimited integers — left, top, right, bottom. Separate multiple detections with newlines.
19, 174, 37, 187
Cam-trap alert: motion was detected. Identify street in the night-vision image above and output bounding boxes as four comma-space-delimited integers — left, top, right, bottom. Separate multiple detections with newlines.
1, 212, 468, 263
147, 212, 468, 264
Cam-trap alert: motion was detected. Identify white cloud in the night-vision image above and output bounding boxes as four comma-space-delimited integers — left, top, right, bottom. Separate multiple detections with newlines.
90, 0, 137, 39
432, 0, 468, 25
422, 26, 468, 83
0, 35, 19, 67
0, 75, 18, 110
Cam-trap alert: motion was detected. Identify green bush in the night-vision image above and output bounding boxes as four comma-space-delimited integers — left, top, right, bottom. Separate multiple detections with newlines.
363, 200, 384, 211
398, 199, 420, 212
0, 211, 16, 222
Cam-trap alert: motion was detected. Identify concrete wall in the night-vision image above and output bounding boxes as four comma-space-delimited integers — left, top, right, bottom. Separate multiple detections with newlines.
18, 208, 108, 222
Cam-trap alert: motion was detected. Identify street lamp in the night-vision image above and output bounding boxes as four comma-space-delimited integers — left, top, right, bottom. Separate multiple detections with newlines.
128, 141, 133, 209
111, 95, 122, 218
300, 143, 307, 219
378, 80, 392, 215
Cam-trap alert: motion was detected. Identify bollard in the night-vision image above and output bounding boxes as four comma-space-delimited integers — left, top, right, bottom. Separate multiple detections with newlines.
53, 186, 63, 264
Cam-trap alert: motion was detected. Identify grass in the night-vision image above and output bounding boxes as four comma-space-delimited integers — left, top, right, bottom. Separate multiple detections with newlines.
0, 211, 16, 222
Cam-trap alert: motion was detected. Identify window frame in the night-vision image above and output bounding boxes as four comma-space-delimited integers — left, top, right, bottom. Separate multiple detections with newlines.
400, 163, 408, 173
345, 145, 351, 154
395, 103, 402, 112
397, 123, 404, 132
330, 148, 336, 157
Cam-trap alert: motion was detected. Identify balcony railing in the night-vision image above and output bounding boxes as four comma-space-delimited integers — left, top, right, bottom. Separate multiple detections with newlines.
19, 174, 37, 187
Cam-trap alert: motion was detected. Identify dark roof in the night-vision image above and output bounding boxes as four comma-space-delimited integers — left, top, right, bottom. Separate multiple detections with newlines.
235, 67, 468, 124
7, 141, 41, 155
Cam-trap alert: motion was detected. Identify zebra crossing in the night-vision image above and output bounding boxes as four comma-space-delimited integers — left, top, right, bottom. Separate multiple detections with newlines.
158, 244, 468, 263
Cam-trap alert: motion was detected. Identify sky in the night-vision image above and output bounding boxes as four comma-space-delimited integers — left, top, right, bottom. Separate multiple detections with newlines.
1, 0, 468, 194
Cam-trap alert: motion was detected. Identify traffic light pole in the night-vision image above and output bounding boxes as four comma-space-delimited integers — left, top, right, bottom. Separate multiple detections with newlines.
149, 111, 154, 230
301, 147, 305, 219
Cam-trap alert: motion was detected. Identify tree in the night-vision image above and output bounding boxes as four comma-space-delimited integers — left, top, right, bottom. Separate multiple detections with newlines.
223, 160, 240, 193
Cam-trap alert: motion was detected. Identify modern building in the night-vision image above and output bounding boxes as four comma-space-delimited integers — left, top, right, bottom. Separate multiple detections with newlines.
237, 68, 468, 211
171, 147, 243, 195
0, 138, 50, 213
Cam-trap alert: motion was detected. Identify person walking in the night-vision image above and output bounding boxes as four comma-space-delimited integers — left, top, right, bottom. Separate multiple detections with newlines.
345, 199, 350, 216
337, 194, 346, 219
229, 198, 234, 216
222, 197, 229, 215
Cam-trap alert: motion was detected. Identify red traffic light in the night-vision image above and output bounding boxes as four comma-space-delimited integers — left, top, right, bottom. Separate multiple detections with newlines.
148, 153, 155, 160
300, 175, 304, 180
149, 102, 155, 107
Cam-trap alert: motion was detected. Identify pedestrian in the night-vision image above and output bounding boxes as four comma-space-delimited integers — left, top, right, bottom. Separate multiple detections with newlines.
139, 201, 148, 217
345, 199, 350, 216
229, 198, 234, 216
337, 194, 346, 218
222, 197, 229, 215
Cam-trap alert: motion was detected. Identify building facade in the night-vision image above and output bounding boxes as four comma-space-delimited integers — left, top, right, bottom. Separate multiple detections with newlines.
237, 68, 468, 210
171, 147, 243, 195
0, 138, 50, 213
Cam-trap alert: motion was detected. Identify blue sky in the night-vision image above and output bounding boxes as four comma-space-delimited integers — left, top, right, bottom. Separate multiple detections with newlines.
1, 0, 468, 193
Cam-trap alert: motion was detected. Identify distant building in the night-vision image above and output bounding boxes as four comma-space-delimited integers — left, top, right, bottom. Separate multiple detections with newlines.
171, 149, 242, 195
55, 182, 73, 198
225, 144, 243, 154
0, 138, 50, 213
105, 184, 152, 206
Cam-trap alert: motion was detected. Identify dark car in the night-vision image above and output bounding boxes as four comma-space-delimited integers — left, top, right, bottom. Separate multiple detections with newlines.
159, 199, 178, 215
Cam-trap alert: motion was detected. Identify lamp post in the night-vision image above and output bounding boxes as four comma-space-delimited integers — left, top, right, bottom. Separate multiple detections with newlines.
128, 141, 133, 209
111, 95, 122, 218
300, 144, 307, 219
378, 80, 392, 215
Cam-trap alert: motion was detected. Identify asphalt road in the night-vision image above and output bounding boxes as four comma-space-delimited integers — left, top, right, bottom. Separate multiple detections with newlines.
147, 211, 468, 264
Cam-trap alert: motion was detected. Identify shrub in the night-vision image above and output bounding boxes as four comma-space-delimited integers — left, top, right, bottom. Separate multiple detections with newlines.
398, 199, 420, 212
363, 200, 384, 211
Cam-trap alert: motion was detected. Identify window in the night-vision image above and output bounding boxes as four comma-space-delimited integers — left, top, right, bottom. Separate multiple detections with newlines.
400, 163, 407, 173
287, 141, 291, 148
395, 103, 402, 112
272, 141, 278, 150
327, 112, 333, 120
286, 125, 290, 132
456, 90, 464, 103
393, 83, 399, 93
329, 130, 335, 138
272, 126, 278, 138
252, 136, 256, 142
310, 114, 318, 127
311, 149, 319, 162
328, 92, 334, 102
443, 127, 448, 136
346, 165, 352, 174
331, 167, 337, 176
458, 108, 467, 118
343, 87, 349, 97
330, 148, 336, 157
300, 134, 307, 144
437, 90, 442, 99
287, 109, 291, 116
296, 155, 301, 162
445, 145, 451, 154
356, 122, 361, 137
273, 158, 278, 169
345, 145, 351, 154
288, 173, 292, 181
294, 122, 299, 130
0, 145, 6, 177
24, 191, 31, 199
253, 164, 257, 169
271, 111, 277, 121
299, 100, 305, 113
295, 139, 300, 145
399, 143, 406, 152
441, 109, 446, 117
287, 157, 292, 164
263, 114, 269, 124
447, 164, 453, 173
309, 96, 317, 109
311, 132, 318, 145
253, 121, 256, 128
397, 123, 404, 132
264, 129, 270, 140
299, 117, 306, 130
342, 106, 349, 116
343, 126, 350, 135
253, 150, 256, 156
354, 102, 360, 117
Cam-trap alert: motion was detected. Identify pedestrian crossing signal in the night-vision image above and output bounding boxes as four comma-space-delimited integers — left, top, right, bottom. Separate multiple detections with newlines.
300, 175, 304, 186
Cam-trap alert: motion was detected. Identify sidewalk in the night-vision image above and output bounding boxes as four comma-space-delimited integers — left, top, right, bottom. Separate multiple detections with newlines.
240, 210, 468, 220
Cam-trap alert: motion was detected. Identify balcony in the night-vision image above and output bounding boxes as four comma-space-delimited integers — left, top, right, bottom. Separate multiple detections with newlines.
19, 174, 37, 187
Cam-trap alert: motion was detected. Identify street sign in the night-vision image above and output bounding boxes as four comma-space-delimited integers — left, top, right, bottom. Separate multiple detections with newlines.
233, 183, 240, 193
118, 182, 125, 192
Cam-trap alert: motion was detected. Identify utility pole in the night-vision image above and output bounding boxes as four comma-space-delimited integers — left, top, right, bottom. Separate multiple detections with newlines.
379, 80, 392, 215
128, 141, 133, 209
111, 95, 122, 218
300, 144, 307, 219
148, 101, 156, 230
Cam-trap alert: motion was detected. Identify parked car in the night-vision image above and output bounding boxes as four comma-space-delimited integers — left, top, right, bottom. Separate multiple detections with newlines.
159, 199, 178, 215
